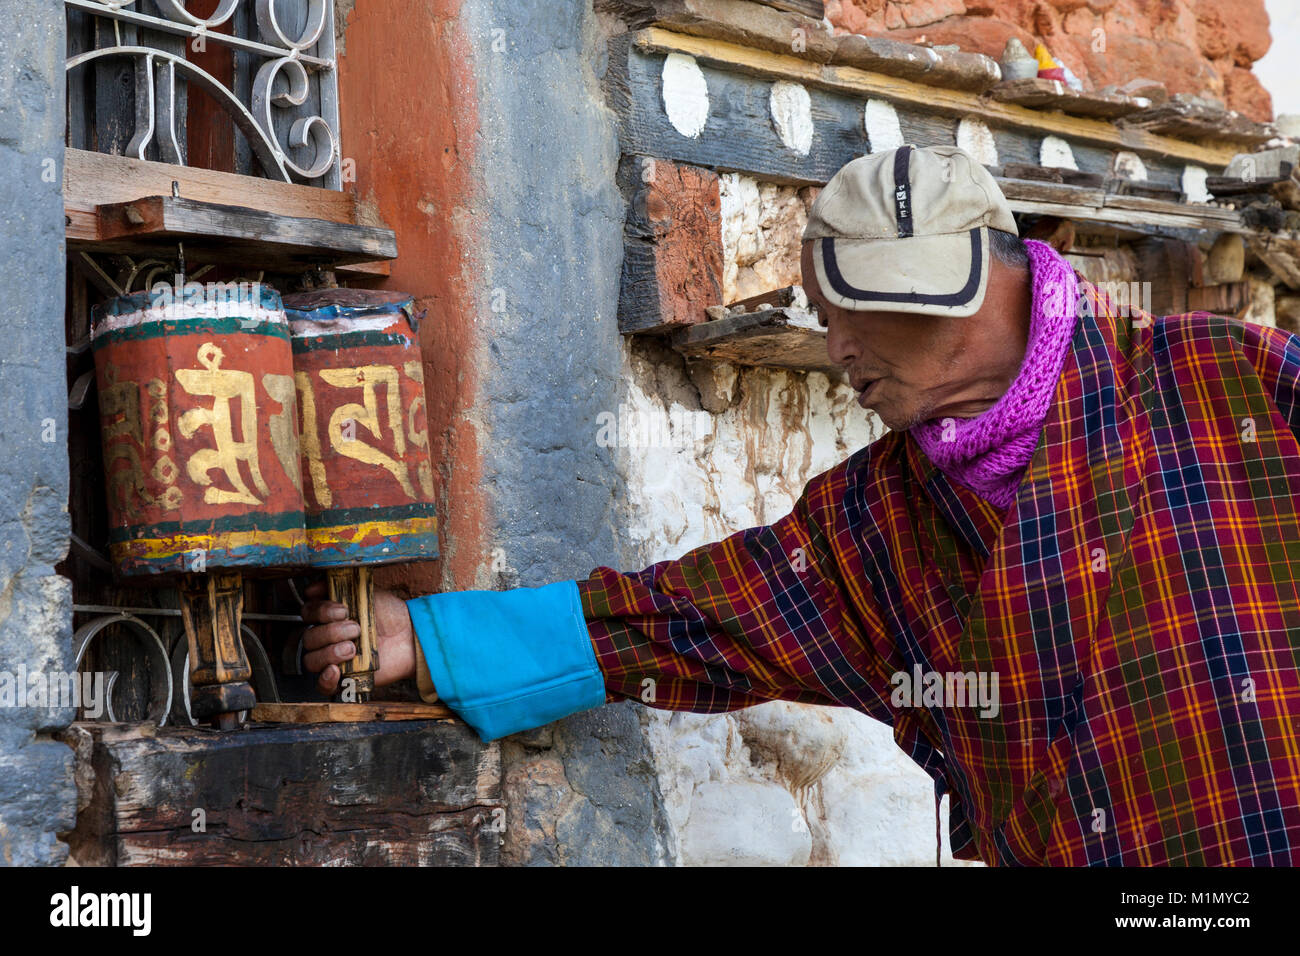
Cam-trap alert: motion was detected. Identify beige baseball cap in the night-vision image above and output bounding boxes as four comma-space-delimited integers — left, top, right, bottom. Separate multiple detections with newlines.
803, 144, 1018, 317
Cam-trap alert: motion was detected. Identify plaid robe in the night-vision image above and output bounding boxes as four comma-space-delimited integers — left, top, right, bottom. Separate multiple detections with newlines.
578, 281, 1300, 866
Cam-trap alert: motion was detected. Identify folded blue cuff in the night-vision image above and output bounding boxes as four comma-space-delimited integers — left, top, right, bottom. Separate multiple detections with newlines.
406, 580, 606, 742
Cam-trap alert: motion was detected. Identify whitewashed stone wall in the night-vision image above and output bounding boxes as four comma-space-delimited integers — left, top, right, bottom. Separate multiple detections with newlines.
614, 338, 978, 866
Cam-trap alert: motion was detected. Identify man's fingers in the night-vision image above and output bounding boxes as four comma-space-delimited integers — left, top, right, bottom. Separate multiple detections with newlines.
317, 663, 341, 696
303, 638, 357, 677
304, 580, 328, 600
301, 599, 349, 625
302, 619, 361, 651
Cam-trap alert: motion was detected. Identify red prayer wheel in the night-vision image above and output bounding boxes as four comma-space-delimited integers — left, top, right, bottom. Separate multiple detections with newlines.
283, 289, 440, 698
91, 282, 307, 725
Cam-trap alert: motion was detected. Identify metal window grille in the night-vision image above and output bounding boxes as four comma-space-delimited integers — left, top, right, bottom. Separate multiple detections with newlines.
65, 0, 341, 188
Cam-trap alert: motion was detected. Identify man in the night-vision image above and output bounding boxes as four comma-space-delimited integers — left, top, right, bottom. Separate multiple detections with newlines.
301, 145, 1300, 866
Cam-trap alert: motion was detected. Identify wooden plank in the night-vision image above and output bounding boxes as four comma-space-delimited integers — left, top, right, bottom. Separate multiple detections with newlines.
65, 148, 362, 224
752, 0, 823, 16
993, 177, 1247, 233
986, 77, 1148, 119
894, 110, 957, 152
726, 284, 799, 310
630, 29, 1241, 168
829, 34, 1001, 93
1120, 100, 1275, 146
252, 701, 455, 723
85, 195, 397, 268
672, 307, 841, 374
1103, 192, 1238, 224
611, 37, 1196, 190
1107, 178, 1185, 200
92, 14, 137, 158
600, 0, 1000, 91
335, 259, 393, 278
66, 4, 96, 151
610, 37, 868, 186
1001, 163, 1105, 187
63, 720, 500, 866
65, 202, 100, 243
995, 177, 1107, 207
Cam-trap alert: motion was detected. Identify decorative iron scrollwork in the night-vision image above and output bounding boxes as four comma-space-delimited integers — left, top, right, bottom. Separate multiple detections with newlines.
65, 0, 341, 188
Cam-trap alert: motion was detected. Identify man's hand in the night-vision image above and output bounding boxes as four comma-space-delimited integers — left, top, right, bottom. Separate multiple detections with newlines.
300, 581, 419, 695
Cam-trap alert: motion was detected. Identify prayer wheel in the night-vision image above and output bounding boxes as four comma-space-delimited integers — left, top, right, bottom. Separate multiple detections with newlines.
283, 289, 439, 699
91, 282, 307, 728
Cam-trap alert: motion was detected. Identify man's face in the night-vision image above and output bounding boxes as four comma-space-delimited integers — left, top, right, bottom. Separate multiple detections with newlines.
800, 241, 972, 431
799, 240, 1032, 432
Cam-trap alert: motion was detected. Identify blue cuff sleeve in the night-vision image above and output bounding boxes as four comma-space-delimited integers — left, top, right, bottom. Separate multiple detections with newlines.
406, 580, 607, 742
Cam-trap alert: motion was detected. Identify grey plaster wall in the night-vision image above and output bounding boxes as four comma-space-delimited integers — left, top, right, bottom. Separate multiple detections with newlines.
463, 0, 672, 864
0, 2, 77, 865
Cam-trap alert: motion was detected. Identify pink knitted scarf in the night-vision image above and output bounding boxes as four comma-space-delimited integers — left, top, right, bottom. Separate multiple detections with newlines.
909, 239, 1079, 510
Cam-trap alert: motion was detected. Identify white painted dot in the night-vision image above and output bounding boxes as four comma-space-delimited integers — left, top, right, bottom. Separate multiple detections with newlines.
1183, 164, 1211, 203
1112, 150, 1148, 181
770, 81, 813, 155
662, 53, 709, 139
1040, 135, 1078, 170
956, 117, 998, 166
864, 99, 903, 152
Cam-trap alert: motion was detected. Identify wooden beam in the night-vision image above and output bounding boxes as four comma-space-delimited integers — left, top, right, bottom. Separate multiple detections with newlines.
632, 29, 1240, 168
61, 720, 499, 866
81, 194, 397, 269
726, 284, 800, 310
602, 0, 1000, 91
752, 0, 823, 17
335, 259, 393, 278
987, 78, 1148, 119
251, 701, 455, 723
1119, 100, 1275, 147
995, 177, 1247, 233
619, 157, 724, 333
65, 147, 363, 225
672, 306, 841, 374
610, 36, 868, 184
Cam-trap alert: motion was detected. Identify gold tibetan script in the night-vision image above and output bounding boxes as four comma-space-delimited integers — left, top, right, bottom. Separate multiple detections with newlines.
321, 365, 417, 499
176, 342, 271, 505
100, 363, 182, 515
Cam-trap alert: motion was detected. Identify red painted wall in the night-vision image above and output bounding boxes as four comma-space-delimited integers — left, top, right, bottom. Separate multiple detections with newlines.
336, 2, 488, 597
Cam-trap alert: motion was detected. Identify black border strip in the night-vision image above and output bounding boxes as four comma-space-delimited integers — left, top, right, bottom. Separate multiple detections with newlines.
820, 229, 983, 307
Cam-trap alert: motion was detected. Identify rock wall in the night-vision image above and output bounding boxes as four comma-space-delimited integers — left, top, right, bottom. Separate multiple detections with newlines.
0, 2, 77, 865
826, 0, 1274, 120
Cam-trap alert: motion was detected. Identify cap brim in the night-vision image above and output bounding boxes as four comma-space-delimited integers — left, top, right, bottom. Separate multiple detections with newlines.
812, 227, 990, 318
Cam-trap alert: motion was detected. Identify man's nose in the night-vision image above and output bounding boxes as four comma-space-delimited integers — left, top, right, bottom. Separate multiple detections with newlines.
825, 315, 859, 369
